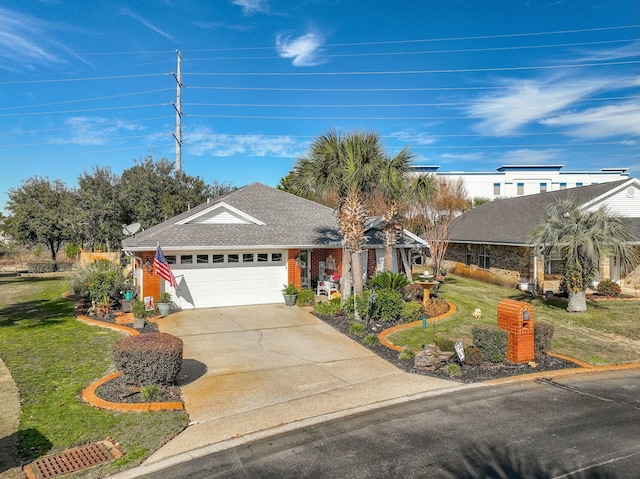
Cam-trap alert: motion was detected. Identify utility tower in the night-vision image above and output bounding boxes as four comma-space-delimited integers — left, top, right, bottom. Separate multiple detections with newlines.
173, 50, 183, 172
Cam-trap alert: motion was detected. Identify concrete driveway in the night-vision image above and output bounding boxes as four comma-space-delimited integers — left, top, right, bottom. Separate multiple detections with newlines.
143, 304, 464, 466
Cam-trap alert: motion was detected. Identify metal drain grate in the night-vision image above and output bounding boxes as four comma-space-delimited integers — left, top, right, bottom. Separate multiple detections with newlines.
26, 439, 124, 479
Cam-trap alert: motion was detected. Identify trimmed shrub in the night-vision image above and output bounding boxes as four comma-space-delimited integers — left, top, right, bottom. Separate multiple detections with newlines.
464, 345, 483, 365
534, 320, 554, 353
296, 288, 316, 307
596, 279, 621, 297
27, 262, 57, 273
372, 289, 403, 322
349, 322, 366, 336
472, 326, 507, 363
435, 337, 455, 353
401, 301, 422, 322
112, 333, 183, 386
313, 297, 342, 316
402, 284, 424, 302
369, 271, 410, 291
423, 297, 450, 318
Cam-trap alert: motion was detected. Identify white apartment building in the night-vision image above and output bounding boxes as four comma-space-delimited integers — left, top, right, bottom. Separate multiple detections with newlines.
412, 165, 629, 200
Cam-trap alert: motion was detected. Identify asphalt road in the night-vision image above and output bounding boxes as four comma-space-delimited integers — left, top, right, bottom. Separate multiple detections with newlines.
138, 369, 640, 479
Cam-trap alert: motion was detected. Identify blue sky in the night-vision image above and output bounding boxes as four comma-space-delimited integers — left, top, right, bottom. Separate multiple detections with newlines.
1, 0, 638, 210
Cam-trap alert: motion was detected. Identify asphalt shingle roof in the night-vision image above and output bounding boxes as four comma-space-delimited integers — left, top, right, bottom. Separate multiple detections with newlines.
449, 179, 640, 246
122, 182, 343, 251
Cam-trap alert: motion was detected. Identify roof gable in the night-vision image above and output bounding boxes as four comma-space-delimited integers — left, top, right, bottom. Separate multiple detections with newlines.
177, 202, 266, 225
581, 178, 640, 217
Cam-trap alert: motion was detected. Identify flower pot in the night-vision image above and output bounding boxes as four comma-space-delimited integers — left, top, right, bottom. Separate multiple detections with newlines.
283, 294, 297, 306
157, 302, 171, 315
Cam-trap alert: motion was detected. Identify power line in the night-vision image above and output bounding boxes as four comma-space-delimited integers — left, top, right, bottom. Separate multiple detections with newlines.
0, 73, 169, 86
0, 104, 168, 118
0, 116, 174, 137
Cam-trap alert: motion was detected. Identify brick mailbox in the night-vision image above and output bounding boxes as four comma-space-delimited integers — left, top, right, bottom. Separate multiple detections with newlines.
497, 299, 534, 363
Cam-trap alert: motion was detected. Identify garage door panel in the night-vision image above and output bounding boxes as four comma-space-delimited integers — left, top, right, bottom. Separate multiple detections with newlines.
167, 254, 287, 309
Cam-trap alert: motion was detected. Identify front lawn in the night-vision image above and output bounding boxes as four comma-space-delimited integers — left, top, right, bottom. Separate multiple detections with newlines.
389, 274, 640, 366
0, 275, 189, 475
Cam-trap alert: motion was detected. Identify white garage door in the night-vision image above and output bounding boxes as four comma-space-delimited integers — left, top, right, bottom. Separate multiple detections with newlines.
165, 251, 287, 309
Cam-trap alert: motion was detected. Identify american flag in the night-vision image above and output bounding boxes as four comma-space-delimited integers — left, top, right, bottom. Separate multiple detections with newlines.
154, 245, 177, 287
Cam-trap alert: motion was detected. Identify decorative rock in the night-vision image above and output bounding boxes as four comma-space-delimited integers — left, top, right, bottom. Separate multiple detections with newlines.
414, 343, 455, 371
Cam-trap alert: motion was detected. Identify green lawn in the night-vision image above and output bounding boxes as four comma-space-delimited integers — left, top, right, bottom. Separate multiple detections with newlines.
0, 275, 189, 476
390, 274, 640, 366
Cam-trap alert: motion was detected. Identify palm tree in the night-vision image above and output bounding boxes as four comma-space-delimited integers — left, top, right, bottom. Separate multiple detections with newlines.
374, 160, 436, 272
529, 196, 639, 312
293, 130, 387, 297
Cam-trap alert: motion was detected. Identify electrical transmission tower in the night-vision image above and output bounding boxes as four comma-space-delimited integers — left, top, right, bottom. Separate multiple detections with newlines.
173, 50, 183, 172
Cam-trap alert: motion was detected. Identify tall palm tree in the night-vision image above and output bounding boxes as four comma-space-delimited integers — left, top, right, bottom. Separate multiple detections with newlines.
374, 158, 436, 272
293, 130, 386, 297
529, 196, 639, 312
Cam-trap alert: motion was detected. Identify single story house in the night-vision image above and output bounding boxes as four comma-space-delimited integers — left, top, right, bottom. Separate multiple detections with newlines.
442, 178, 640, 293
122, 182, 426, 309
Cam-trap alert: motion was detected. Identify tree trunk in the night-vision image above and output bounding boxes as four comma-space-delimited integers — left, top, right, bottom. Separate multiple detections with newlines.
384, 244, 394, 272
352, 251, 364, 296
341, 249, 352, 301
567, 290, 587, 312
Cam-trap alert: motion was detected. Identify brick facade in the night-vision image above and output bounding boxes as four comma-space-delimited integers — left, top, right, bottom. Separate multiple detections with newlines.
140, 251, 161, 301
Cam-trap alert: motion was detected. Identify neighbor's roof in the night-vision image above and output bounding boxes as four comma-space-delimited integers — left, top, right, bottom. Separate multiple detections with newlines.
449, 179, 640, 246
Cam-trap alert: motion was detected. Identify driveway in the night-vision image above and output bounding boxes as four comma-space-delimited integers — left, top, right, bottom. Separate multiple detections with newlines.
144, 305, 463, 465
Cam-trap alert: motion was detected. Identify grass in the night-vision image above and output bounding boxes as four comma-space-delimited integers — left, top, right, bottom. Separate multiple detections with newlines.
0, 275, 189, 476
389, 274, 640, 366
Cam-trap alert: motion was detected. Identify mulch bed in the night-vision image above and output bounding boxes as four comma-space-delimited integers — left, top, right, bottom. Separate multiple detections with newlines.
94, 375, 182, 404
315, 312, 579, 383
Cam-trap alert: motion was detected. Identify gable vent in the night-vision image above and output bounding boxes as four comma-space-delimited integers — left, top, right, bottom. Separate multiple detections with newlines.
626, 187, 636, 198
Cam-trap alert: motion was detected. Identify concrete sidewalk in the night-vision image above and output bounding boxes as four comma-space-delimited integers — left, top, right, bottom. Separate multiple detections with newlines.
112, 305, 471, 478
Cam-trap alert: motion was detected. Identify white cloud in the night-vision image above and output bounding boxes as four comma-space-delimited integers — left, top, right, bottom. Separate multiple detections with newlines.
540, 100, 640, 138
465, 76, 637, 136
276, 33, 324, 67
120, 7, 175, 41
500, 148, 562, 164
56, 117, 145, 146
0, 7, 76, 71
391, 128, 437, 145
232, 0, 268, 15
186, 129, 302, 158
570, 41, 640, 63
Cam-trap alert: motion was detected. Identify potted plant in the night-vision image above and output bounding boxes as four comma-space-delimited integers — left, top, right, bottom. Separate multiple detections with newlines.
157, 292, 172, 316
131, 299, 146, 329
282, 284, 298, 306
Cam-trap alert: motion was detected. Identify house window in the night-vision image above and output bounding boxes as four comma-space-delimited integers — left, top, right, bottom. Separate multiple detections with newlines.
243, 253, 254, 263
576, 182, 583, 187
227, 254, 239, 263
545, 248, 563, 275
180, 255, 193, 264
493, 183, 500, 196
196, 254, 209, 264
212, 254, 224, 263
165, 255, 176, 264
478, 245, 490, 269
257, 253, 269, 262
540, 182, 547, 193
517, 183, 524, 195
271, 253, 283, 262
560, 182, 567, 190
465, 245, 473, 266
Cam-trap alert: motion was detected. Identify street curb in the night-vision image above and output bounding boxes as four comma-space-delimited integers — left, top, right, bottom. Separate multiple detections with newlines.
483, 361, 640, 385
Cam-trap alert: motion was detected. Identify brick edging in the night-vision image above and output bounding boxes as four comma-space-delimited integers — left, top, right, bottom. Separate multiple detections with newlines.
70, 296, 184, 412
378, 301, 457, 352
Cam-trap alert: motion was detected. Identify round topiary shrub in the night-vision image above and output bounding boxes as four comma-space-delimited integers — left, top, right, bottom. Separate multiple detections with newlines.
596, 279, 621, 297
472, 325, 507, 363
464, 345, 483, 365
534, 320, 555, 353
112, 333, 183, 386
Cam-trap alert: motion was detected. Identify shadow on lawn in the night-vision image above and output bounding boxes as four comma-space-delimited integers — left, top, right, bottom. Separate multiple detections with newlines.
0, 297, 73, 328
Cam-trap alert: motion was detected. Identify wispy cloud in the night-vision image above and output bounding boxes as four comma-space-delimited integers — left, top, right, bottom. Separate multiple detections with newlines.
0, 7, 81, 72
54, 117, 145, 146
276, 32, 324, 66
186, 128, 302, 157
391, 128, 437, 145
570, 41, 640, 63
232, 0, 268, 15
466, 76, 637, 136
540, 100, 640, 138
500, 148, 562, 164
119, 7, 175, 42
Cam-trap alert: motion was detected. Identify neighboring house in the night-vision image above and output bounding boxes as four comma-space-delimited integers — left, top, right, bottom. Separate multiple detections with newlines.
442, 178, 640, 293
411, 164, 629, 200
122, 182, 426, 309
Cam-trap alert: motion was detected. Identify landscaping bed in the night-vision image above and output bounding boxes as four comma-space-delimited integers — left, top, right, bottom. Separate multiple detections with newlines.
95, 375, 182, 404
315, 312, 579, 383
